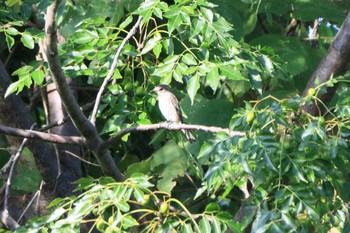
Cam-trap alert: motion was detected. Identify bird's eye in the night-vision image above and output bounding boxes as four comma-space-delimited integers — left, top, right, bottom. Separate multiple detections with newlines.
159, 88, 163, 91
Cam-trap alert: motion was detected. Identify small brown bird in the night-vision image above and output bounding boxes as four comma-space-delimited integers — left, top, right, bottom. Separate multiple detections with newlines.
152, 85, 195, 142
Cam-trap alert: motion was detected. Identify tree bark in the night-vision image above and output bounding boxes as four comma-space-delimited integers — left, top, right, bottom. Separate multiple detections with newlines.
0, 59, 81, 220
302, 12, 350, 115
44, 0, 124, 181
46, 79, 82, 196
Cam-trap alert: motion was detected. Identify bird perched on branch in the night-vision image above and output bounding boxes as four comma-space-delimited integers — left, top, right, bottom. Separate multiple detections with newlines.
152, 85, 195, 142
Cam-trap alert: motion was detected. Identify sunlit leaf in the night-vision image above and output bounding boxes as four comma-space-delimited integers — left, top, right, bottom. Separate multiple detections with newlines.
186, 73, 200, 105
21, 33, 34, 49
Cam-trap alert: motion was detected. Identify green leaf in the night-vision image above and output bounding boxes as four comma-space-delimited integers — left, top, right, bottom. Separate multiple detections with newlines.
116, 200, 130, 212
199, 217, 211, 233
182, 223, 194, 233
152, 141, 187, 192
5, 74, 32, 97
206, 66, 220, 91
205, 203, 220, 213
153, 42, 162, 58
251, 209, 271, 233
137, 0, 157, 22
141, 32, 162, 55
5, 34, 14, 50
166, 8, 183, 34
6, 27, 19, 35
133, 188, 145, 203
186, 74, 200, 105
182, 53, 197, 65
122, 215, 139, 228
31, 69, 45, 85
46, 207, 67, 223
119, 15, 133, 29
162, 38, 174, 54
153, 7, 163, 19
190, 17, 205, 39
219, 65, 246, 81
73, 29, 98, 44
201, 7, 213, 23
21, 34, 34, 49
173, 65, 183, 83
212, 218, 221, 233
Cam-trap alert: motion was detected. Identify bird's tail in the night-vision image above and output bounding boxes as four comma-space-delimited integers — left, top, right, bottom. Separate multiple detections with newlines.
182, 129, 196, 143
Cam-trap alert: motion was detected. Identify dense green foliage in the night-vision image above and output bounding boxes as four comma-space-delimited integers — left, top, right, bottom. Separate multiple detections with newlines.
1, 0, 350, 232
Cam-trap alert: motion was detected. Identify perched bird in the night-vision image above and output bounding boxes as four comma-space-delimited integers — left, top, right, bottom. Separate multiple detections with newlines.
152, 85, 195, 142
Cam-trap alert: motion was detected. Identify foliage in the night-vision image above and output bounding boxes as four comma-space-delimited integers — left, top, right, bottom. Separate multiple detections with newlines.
1, 0, 350, 232
16, 174, 239, 233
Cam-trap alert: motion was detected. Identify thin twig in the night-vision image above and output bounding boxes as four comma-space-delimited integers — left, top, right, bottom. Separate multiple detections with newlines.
17, 180, 45, 222
90, 15, 143, 124
52, 145, 61, 195
63, 150, 100, 166
4, 138, 28, 212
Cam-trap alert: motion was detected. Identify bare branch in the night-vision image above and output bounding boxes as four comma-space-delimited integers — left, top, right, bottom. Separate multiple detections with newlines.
0, 210, 19, 231
101, 122, 246, 149
90, 16, 143, 124
4, 137, 27, 230
0, 124, 86, 146
18, 180, 45, 222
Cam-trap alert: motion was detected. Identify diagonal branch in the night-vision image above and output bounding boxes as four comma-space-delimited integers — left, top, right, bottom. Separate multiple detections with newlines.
302, 12, 350, 115
90, 16, 142, 124
44, 0, 124, 181
101, 122, 246, 149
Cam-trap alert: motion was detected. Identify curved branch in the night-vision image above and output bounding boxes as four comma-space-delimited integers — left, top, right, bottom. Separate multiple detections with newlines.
0, 124, 86, 146
90, 16, 142, 124
101, 122, 246, 149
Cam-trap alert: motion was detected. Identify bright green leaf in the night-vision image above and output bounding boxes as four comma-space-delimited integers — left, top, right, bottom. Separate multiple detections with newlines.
206, 66, 220, 91
6, 27, 19, 35
21, 34, 35, 49
199, 217, 211, 233
141, 32, 162, 55
31, 69, 45, 85
182, 53, 197, 65
186, 74, 200, 105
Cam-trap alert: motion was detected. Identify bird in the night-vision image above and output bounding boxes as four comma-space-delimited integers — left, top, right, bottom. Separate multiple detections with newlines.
152, 84, 195, 142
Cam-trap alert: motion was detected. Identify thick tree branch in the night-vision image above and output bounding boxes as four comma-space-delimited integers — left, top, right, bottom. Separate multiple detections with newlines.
0, 124, 86, 146
101, 122, 246, 149
91, 16, 142, 124
302, 12, 350, 115
44, 0, 124, 181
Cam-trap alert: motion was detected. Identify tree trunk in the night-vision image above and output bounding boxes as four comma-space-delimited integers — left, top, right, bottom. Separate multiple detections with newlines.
0, 59, 80, 221
302, 12, 350, 115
